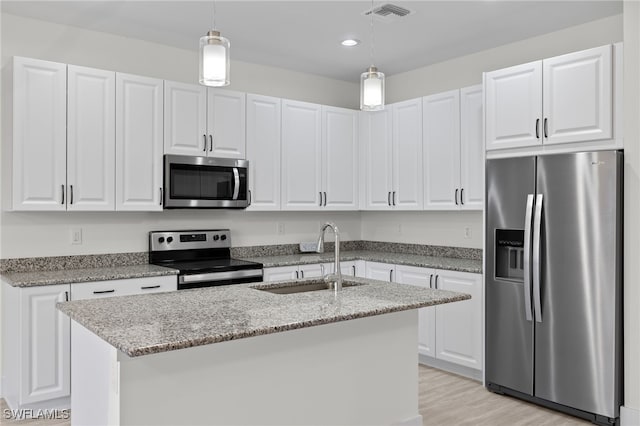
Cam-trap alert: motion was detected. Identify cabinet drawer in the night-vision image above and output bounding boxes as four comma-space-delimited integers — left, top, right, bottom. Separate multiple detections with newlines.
70, 276, 176, 300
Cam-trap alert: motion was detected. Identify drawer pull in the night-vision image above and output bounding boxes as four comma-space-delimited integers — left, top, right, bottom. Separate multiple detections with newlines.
141, 285, 161, 290
93, 289, 115, 294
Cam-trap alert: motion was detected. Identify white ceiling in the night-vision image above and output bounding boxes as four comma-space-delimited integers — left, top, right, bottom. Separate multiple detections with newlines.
1, 1, 622, 82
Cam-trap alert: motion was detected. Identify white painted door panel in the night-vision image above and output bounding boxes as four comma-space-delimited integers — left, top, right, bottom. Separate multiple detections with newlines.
434, 270, 482, 370
485, 61, 542, 150
246, 94, 281, 211
299, 264, 324, 279
207, 89, 246, 158
395, 265, 436, 358
163, 81, 207, 156
20, 284, 70, 404
365, 261, 394, 283
263, 266, 299, 282
281, 100, 322, 210
71, 276, 176, 300
361, 110, 393, 210
115, 73, 163, 211
543, 45, 612, 145
322, 106, 358, 210
423, 90, 460, 210
459, 85, 484, 210
67, 65, 115, 211
11, 57, 67, 211
392, 99, 423, 209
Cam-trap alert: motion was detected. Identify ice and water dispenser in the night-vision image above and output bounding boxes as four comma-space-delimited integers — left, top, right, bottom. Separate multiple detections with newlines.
495, 229, 525, 281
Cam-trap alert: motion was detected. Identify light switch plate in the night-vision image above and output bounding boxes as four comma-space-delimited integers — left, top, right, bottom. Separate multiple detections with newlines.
71, 228, 82, 245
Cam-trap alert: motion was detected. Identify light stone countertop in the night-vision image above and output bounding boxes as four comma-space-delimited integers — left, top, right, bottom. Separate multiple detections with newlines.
240, 250, 483, 274
57, 276, 470, 357
2, 264, 178, 287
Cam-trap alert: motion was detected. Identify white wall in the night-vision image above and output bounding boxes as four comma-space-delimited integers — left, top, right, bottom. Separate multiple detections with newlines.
623, 1, 640, 419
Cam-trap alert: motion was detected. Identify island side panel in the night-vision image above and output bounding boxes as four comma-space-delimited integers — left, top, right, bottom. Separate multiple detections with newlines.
71, 321, 120, 426
117, 310, 420, 426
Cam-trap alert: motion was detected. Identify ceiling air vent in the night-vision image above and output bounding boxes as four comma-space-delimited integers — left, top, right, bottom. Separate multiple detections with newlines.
363, 3, 414, 22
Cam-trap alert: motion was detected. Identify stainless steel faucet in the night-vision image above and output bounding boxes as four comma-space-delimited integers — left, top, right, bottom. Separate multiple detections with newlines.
316, 222, 342, 292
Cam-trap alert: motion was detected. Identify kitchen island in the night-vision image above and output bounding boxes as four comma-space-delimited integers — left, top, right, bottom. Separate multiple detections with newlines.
58, 276, 469, 426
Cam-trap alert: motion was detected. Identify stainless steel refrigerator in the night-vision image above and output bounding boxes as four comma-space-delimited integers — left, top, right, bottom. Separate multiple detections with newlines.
485, 150, 623, 425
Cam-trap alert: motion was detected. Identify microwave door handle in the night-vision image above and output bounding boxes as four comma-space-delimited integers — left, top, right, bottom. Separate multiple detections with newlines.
232, 168, 240, 200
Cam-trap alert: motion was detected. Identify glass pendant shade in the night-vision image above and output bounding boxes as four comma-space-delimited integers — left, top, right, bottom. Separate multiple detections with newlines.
199, 30, 230, 87
360, 66, 385, 111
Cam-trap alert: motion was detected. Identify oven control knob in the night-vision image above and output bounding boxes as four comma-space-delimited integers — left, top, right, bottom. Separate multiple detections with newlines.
167, 237, 173, 243
213, 235, 219, 241
158, 237, 165, 243
220, 234, 227, 241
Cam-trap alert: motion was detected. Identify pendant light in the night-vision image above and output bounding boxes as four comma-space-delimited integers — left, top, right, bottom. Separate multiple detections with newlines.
360, 0, 385, 111
199, 2, 230, 87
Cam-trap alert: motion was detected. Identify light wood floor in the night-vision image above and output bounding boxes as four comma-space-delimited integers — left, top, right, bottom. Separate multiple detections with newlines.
0, 365, 590, 425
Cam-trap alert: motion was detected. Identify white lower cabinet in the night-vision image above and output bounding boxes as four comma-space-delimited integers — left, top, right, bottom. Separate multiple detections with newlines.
1, 276, 177, 411
263, 260, 363, 282
366, 261, 483, 374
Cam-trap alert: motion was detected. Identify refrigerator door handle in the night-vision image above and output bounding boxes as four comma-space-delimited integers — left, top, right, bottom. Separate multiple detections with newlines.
523, 194, 534, 322
532, 194, 543, 323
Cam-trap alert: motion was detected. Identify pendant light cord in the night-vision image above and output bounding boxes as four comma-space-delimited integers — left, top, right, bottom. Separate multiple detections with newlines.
369, 0, 375, 67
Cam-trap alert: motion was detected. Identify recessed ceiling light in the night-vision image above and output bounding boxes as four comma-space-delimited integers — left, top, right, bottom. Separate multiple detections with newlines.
341, 39, 360, 47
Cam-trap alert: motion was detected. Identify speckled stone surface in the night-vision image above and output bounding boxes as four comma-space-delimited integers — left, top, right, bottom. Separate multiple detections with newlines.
2, 264, 178, 287
57, 276, 470, 357
240, 250, 482, 274
0, 252, 148, 273
230, 241, 362, 258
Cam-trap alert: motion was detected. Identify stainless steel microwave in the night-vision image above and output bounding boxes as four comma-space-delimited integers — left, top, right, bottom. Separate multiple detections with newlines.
163, 155, 249, 209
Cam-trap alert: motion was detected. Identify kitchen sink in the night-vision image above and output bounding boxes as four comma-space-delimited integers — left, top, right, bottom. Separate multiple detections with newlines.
252, 279, 364, 295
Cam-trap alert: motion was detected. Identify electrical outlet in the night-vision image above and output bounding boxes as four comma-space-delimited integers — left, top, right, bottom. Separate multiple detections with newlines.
71, 228, 83, 245
277, 222, 285, 235
464, 226, 472, 239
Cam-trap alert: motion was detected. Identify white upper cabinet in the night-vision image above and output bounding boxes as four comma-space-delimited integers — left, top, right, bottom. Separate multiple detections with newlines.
246, 94, 281, 211
281, 99, 322, 210
322, 106, 358, 210
361, 110, 393, 210
207, 89, 246, 158
10, 57, 67, 211
392, 98, 423, 209
486, 44, 616, 152
115, 73, 164, 211
485, 61, 542, 151
67, 65, 115, 211
459, 85, 484, 210
543, 45, 612, 145
163, 81, 207, 156
423, 90, 460, 210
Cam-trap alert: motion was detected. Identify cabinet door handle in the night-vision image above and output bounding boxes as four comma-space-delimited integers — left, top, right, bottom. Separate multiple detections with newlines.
535, 118, 540, 139
61, 184, 65, 204
141, 285, 161, 290
248, 190, 252, 206
392, 191, 396, 206
300, 270, 304, 279
159, 188, 163, 206
352, 265, 356, 276
65, 291, 69, 301
319, 192, 322, 206
70, 185, 74, 205
435, 275, 439, 289
203, 134, 207, 152
389, 269, 393, 282
209, 134, 213, 152
388, 192, 391, 206
323, 192, 327, 207
93, 289, 115, 295
455, 188, 459, 205
429, 274, 433, 289
460, 188, 464, 205
295, 270, 299, 279
543, 118, 548, 138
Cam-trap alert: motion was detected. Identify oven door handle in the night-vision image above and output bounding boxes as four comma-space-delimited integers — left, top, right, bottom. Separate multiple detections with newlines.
179, 269, 262, 284
232, 168, 240, 200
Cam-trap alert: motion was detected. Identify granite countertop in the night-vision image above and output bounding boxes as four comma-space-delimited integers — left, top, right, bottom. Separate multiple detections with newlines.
240, 250, 483, 274
2, 264, 178, 287
57, 276, 470, 357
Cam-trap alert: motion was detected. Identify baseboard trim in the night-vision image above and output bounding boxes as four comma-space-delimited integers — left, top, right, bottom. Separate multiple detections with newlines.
621, 405, 640, 426
419, 354, 482, 382
393, 414, 423, 426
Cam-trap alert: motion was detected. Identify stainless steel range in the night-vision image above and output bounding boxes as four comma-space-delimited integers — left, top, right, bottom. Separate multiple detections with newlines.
149, 229, 263, 290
